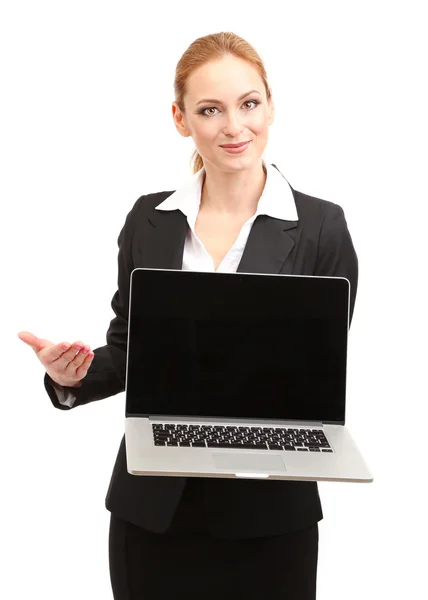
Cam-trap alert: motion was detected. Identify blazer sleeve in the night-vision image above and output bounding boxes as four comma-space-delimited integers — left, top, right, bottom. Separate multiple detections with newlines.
314, 202, 359, 325
44, 197, 143, 410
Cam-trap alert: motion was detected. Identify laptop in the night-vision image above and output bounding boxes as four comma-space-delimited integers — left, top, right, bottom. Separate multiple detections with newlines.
124, 268, 373, 483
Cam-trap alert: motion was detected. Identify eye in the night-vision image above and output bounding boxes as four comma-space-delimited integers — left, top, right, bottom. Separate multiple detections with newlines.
243, 100, 260, 110
201, 107, 219, 117
199, 99, 261, 117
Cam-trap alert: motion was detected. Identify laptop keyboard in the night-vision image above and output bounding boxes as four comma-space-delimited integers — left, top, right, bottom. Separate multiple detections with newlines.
152, 423, 333, 452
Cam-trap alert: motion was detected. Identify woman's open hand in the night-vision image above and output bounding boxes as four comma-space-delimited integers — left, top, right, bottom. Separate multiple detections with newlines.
18, 331, 94, 388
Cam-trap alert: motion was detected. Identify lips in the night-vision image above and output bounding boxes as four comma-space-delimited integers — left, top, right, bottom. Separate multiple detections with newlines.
220, 141, 251, 148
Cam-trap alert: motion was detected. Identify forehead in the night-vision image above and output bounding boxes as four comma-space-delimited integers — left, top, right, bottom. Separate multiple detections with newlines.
185, 55, 265, 102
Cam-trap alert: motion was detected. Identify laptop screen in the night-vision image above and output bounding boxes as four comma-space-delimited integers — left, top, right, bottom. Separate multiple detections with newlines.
125, 269, 349, 424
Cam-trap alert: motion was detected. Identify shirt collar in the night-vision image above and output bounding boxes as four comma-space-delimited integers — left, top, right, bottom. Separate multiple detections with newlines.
155, 161, 298, 222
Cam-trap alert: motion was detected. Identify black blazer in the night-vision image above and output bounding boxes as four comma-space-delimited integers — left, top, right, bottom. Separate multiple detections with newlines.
44, 166, 358, 539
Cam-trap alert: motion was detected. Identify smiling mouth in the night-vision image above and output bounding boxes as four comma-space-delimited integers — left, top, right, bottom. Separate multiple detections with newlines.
220, 141, 251, 148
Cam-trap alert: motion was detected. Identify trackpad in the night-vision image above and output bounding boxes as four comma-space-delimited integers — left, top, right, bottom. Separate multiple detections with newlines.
213, 453, 286, 473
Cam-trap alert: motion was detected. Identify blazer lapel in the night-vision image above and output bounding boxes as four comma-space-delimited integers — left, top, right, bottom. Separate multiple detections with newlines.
145, 207, 189, 269
237, 215, 298, 274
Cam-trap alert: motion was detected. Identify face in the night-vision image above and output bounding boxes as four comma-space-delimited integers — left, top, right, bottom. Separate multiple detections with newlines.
172, 54, 274, 172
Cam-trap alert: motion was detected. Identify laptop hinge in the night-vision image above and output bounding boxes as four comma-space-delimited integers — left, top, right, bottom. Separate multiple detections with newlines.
148, 416, 324, 427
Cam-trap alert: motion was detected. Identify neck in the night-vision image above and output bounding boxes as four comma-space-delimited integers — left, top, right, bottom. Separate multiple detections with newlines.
200, 161, 267, 217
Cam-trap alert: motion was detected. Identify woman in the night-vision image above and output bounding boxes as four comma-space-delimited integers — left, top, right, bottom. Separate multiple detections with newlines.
19, 32, 358, 599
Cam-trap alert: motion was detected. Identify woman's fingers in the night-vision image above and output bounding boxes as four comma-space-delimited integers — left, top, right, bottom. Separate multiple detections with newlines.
52, 341, 84, 366
63, 343, 92, 371
75, 352, 95, 379
48, 346, 94, 388
52, 342, 92, 370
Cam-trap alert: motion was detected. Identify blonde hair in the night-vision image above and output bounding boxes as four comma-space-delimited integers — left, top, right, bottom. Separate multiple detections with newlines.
174, 32, 272, 174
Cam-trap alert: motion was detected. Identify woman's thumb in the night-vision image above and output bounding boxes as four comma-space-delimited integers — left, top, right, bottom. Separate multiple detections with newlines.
18, 331, 50, 354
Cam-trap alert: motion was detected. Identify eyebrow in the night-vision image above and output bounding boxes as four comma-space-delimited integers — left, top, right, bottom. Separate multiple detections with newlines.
195, 89, 262, 106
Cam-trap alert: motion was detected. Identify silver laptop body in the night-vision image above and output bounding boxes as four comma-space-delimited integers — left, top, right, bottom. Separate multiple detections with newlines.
124, 268, 372, 483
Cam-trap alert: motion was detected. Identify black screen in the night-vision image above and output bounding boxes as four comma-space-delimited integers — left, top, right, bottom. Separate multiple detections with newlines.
126, 269, 349, 424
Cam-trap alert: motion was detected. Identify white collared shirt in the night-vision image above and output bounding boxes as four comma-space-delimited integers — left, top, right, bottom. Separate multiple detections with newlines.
155, 161, 298, 272
55, 161, 298, 407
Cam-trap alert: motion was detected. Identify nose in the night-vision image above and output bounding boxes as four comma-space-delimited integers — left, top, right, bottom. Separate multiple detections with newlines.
223, 110, 244, 137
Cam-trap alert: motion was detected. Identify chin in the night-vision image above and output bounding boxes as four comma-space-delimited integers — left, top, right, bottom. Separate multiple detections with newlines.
222, 155, 263, 170
202, 150, 263, 173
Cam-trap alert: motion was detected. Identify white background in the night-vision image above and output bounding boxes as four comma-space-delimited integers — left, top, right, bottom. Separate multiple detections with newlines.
1, 1, 427, 598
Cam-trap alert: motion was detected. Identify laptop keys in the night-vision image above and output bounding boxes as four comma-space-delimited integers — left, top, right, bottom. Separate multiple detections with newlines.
152, 423, 333, 451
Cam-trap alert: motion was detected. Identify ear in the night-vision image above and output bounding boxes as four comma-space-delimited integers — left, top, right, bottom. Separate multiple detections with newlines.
172, 102, 192, 138
268, 97, 275, 126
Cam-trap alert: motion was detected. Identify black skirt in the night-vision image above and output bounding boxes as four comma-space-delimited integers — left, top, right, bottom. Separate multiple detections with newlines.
109, 478, 319, 599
